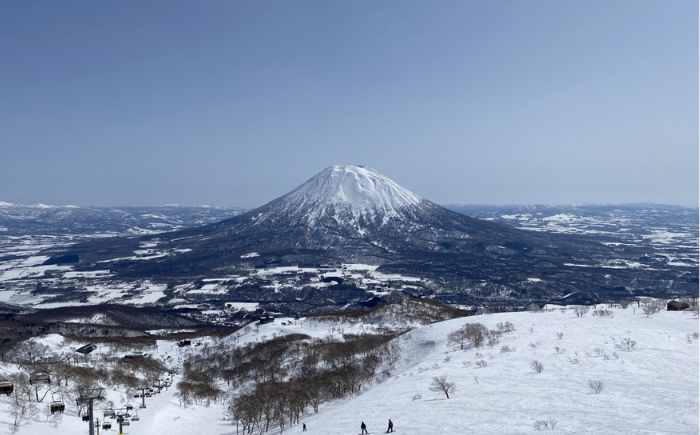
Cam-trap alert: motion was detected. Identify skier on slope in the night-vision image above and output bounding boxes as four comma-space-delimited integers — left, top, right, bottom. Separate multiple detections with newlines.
386, 419, 393, 433
361, 421, 369, 434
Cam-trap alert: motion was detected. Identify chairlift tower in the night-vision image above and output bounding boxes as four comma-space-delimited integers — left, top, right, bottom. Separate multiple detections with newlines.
153, 379, 163, 393
167, 367, 177, 382
114, 407, 132, 435
76, 387, 104, 435
136, 386, 150, 409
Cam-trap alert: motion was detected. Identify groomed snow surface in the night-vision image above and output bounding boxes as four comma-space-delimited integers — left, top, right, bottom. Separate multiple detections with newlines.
0, 305, 697, 434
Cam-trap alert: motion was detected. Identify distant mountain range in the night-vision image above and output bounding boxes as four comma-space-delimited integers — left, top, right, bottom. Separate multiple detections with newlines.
0, 203, 244, 236
31, 165, 697, 308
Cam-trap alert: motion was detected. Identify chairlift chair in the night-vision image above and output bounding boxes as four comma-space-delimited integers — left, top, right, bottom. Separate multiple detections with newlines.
121, 420, 130, 426
102, 422, 112, 430
104, 408, 115, 418
49, 393, 65, 414
81, 412, 90, 422
29, 370, 51, 385
0, 380, 13, 396
125, 404, 133, 411
131, 415, 140, 421
50, 401, 65, 414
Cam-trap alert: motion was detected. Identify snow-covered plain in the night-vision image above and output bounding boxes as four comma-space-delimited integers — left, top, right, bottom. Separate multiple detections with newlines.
0, 262, 423, 315
0, 304, 697, 435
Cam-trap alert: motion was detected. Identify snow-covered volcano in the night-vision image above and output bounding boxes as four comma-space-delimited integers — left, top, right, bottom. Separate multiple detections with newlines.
51, 165, 696, 307
242, 165, 495, 244
271, 165, 422, 225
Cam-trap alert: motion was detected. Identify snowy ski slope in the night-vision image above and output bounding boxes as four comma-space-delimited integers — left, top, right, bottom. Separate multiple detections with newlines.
0, 304, 697, 434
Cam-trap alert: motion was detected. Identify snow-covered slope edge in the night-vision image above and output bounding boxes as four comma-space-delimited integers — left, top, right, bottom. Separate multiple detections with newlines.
0, 304, 696, 435
310, 307, 698, 435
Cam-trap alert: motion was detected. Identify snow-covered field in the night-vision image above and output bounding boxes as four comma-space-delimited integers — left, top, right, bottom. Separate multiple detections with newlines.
0, 262, 424, 320
0, 304, 697, 434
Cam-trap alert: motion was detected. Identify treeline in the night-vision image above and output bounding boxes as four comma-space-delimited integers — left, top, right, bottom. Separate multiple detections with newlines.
177, 329, 405, 434
312, 298, 470, 326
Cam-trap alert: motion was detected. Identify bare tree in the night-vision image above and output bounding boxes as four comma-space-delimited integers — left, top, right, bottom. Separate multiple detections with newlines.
486, 329, 501, 348
43, 402, 63, 427
382, 343, 401, 370
530, 360, 544, 373
533, 418, 558, 431
588, 379, 604, 394
447, 329, 469, 350
615, 338, 636, 352
449, 323, 488, 349
642, 300, 663, 317
7, 374, 38, 434
429, 376, 456, 399
496, 322, 516, 333
464, 323, 487, 348
574, 306, 589, 317
592, 309, 613, 317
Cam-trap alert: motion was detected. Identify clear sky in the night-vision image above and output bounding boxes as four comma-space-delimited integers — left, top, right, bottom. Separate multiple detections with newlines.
1, 1, 697, 208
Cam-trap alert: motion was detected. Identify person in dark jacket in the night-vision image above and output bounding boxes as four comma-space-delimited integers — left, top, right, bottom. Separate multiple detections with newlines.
386, 419, 393, 433
361, 421, 369, 434
302, 423, 307, 431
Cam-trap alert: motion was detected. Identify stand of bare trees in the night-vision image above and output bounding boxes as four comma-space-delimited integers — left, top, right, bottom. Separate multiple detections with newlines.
447, 321, 515, 351
183, 330, 404, 434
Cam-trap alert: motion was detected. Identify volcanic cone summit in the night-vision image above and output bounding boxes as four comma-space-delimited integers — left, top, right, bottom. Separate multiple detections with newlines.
260, 165, 424, 226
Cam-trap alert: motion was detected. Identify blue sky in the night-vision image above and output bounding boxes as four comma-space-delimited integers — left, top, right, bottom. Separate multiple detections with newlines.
1, 1, 697, 208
